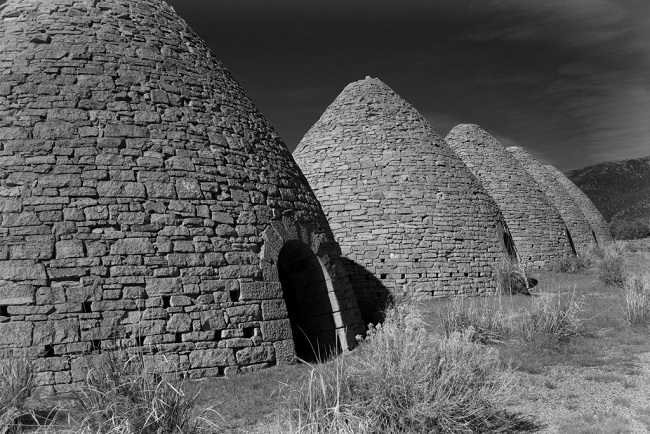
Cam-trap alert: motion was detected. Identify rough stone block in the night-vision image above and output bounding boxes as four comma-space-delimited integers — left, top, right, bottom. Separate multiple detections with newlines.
145, 277, 182, 296
33, 122, 74, 139
33, 318, 79, 345
56, 240, 85, 259
219, 265, 260, 279
199, 310, 226, 331
261, 300, 288, 320
97, 181, 146, 198
175, 178, 202, 199
2, 212, 41, 227
166, 314, 192, 333
236, 346, 275, 365
224, 251, 259, 265
189, 349, 236, 368
110, 238, 154, 255
104, 124, 149, 138
0, 282, 35, 305
0, 260, 47, 282
226, 305, 261, 324
0, 322, 33, 347
274, 339, 297, 364
145, 182, 176, 199
240, 282, 283, 300
261, 319, 292, 341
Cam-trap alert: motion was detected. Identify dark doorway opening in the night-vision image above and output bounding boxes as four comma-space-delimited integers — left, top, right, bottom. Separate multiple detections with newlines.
278, 240, 339, 362
565, 226, 577, 255
496, 222, 517, 260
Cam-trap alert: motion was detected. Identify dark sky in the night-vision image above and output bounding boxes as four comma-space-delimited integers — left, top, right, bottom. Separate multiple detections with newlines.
164, 0, 650, 171
2, 0, 645, 170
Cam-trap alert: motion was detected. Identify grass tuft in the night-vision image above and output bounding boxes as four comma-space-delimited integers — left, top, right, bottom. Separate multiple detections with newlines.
619, 273, 650, 328
598, 243, 628, 287
439, 296, 513, 345
66, 350, 205, 434
283, 299, 530, 433
493, 257, 531, 295
0, 357, 35, 433
519, 290, 583, 346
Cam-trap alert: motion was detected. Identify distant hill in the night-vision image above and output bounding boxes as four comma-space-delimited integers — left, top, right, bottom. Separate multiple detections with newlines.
566, 155, 650, 221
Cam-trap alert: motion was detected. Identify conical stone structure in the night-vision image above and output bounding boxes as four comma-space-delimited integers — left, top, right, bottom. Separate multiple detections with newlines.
294, 77, 511, 320
445, 124, 574, 269
507, 147, 596, 253
544, 165, 613, 245
0, 0, 363, 390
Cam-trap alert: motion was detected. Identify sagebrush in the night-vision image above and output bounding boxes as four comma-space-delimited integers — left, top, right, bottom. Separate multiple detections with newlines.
284, 299, 526, 433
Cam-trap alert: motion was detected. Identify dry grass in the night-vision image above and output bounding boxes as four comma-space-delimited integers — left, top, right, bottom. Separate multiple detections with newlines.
64, 350, 205, 434
519, 290, 583, 345
619, 273, 650, 328
282, 299, 531, 433
493, 257, 531, 295
0, 350, 216, 434
0, 357, 35, 433
598, 243, 628, 287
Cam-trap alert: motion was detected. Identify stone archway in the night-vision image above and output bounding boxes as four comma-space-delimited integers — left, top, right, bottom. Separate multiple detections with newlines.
565, 226, 577, 255
496, 222, 517, 260
260, 218, 364, 363
277, 240, 338, 361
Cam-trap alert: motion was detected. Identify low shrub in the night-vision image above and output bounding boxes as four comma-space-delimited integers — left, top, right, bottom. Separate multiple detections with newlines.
619, 273, 650, 328
610, 218, 650, 240
551, 244, 602, 273
519, 291, 583, 345
598, 244, 627, 287
551, 254, 591, 273
493, 257, 531, 295
68, 350, 204, 434
284, 300, 526, 433
439, 297, 513, 345
0, 357, 35, 433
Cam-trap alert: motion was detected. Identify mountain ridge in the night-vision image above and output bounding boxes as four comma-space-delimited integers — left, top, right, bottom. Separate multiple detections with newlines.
566, 155, 650, 221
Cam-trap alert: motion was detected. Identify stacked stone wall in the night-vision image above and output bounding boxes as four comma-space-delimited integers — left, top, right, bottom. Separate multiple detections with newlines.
0, 0, 363, 391
506, 147, 595, 252
294, 77, 509, 313
445, 125, 574, 269
544, 165, 613, 245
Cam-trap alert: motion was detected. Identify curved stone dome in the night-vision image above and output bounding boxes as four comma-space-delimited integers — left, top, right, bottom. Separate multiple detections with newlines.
544, 165, 613, 245
445, 124, 574, 269
0, 0, 363, 390
294, 77, 510, 318
507, 147, 596, 253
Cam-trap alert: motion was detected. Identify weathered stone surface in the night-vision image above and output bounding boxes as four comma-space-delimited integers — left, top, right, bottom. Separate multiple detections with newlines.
189, 349, 236, 368
56, 240, 85, 259
0, 322, 33, 347
110, 238, 154, 255
0, 0, 363, 388
445, 125, 575, 269
236, 346, 274, 365
33, 318, 79, 345
261, 319, 293, 341
0, 260, 47, 282
0, 283, 35, 305
544, 165, 613, 245
293, 77, 508, 307
97, 181, 146, 199
226, 305, 262, 324
507, 147, 596, 253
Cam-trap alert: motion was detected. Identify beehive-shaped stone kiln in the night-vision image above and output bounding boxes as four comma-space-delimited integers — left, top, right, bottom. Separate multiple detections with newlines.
544, 165, 613, 245
507, 147, 596, 253
0, 0, 364, 390
293, 77, 511, 319
445, 124, 575, 269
